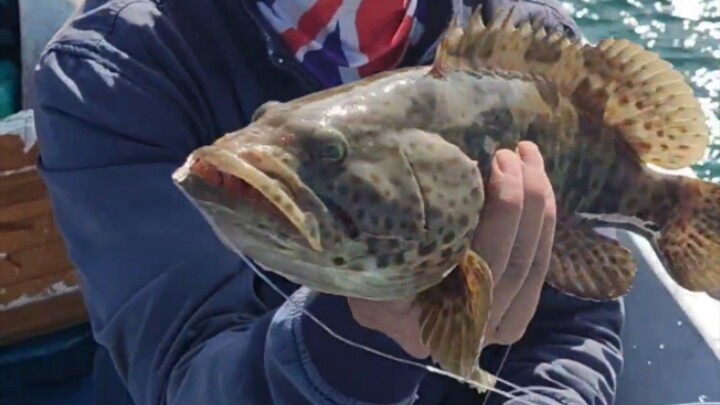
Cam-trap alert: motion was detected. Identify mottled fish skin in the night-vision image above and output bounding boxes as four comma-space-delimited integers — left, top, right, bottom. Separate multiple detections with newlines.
174, 63, 656, 298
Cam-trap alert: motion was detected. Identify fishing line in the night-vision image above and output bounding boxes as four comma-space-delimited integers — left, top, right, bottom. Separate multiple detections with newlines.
482, 343, 513, 405
235, 250, 563, 405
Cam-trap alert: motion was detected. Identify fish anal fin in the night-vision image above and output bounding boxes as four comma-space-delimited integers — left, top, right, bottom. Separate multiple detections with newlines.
548, 214, 638, 300
414, 249, 495, 393
432, 7, 709, 169
656, 176, 720, 292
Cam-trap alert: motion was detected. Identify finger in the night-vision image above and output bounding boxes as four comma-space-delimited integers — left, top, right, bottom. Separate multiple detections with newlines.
487, 142, 549, 335
494, 176, 557, 344
472, 149, 524, 283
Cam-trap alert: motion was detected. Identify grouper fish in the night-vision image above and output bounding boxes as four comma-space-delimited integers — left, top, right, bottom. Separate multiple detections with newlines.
171, 9, 719, 389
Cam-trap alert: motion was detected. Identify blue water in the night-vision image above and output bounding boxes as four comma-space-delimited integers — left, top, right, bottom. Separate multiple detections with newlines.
564, 0, 720, 181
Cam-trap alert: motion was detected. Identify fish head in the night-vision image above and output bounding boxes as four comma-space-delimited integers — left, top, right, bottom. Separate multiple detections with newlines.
172, 75, 483, 298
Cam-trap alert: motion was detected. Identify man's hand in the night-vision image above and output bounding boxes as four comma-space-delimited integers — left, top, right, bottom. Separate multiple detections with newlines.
347, 141, 557, 357
473, 142, 556, 346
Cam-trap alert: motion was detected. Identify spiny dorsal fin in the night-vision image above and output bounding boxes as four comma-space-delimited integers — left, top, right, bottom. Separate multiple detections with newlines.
431, 7, 709, 169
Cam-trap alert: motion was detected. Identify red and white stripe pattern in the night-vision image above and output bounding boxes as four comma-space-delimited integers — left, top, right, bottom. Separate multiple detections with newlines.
257, 0, 425, 86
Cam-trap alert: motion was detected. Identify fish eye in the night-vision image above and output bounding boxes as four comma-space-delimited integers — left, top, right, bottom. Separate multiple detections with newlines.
288, 122, 348, 163
317, 142, 346, 163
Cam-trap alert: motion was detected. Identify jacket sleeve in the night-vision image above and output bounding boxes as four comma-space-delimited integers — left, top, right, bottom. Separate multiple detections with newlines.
483, 286, 624, 405
480, 0, 580, 38
32, 23, 425, 405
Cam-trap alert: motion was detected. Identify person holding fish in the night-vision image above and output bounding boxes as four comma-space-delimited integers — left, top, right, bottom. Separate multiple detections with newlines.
33, 0, 719, 403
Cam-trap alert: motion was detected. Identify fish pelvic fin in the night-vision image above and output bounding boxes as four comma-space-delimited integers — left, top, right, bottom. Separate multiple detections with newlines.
432, 7, 709, 169
414, 249, 496, 393
547, 213, 638, 300
654, 176, 720, 294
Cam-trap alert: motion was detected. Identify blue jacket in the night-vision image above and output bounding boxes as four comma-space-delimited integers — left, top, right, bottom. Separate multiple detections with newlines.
32, 0, 624, 404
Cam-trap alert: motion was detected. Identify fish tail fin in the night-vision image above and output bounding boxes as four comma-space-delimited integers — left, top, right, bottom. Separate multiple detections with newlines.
433, 7, 709, 169
414, 249, 496, 393
655, 175, 720, 293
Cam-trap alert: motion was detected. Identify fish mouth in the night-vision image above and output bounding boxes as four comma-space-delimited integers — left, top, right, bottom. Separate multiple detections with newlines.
172, 146, 323, 252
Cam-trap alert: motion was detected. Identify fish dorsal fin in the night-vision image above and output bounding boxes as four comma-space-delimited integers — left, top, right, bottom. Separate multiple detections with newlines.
431, 7, 709, 169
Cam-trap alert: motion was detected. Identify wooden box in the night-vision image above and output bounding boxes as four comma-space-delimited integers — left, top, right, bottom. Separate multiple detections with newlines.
0, 115, 88, 346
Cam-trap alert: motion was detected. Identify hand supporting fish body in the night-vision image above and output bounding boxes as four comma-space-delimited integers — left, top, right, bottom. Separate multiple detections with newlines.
172, 8, 718, 392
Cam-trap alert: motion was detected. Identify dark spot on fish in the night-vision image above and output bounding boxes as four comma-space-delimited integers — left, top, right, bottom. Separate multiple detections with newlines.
458, 214, 469, 226
406, 91, 437, 125
367, 238, 380, 254
377, 255, 390, 268
322, 197, 360, 239
546, 159, 556, 173
440, 247, 454, 260
442, 231, 456, 244
525, 42, 562, 64
392, 252, 405, 265
462, 108, 517, 165
332, 257, 346, 266
418, 240, 437, 256
383, 217, 394, 230
535, 80, 560, 110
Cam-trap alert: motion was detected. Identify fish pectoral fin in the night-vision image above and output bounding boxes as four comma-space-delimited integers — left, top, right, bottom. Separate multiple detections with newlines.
547, 213, 637, 300
414, 250, 495, 393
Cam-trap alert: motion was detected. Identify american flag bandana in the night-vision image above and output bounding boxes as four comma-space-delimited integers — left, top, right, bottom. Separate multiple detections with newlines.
257, 0, 472, 88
